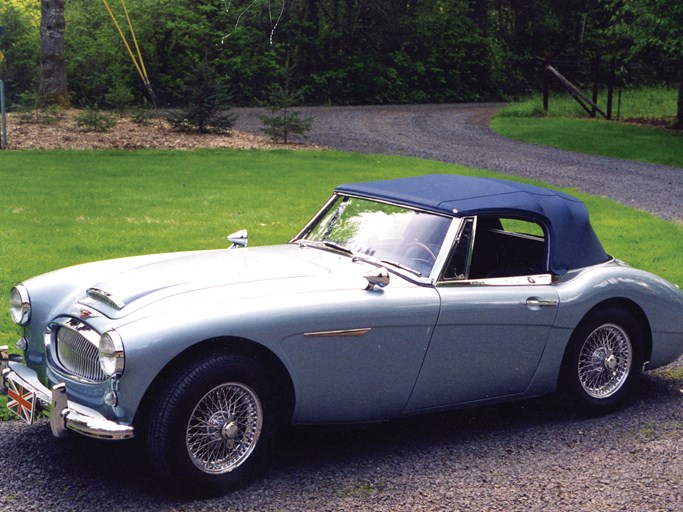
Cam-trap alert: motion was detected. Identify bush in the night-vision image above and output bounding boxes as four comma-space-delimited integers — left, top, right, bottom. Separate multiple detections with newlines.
105, 82, 135, 116
129, 106, 155, 126
74, 108, 117, 132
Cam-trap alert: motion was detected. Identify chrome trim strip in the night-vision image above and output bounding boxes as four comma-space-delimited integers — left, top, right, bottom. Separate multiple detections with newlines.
438, 274, 554, 287
303, 328, 372, 337
86, 288, 126, 310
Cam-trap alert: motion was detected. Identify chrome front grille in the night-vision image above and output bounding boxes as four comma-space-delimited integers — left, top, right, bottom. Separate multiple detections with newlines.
55, 323, 107, 382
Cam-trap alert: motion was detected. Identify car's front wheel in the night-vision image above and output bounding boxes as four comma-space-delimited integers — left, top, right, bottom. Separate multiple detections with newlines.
559, 307, 643, 413
145, 353, 273, 495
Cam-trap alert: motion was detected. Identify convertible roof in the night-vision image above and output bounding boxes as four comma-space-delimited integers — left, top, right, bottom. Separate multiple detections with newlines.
335, 174, 609, 274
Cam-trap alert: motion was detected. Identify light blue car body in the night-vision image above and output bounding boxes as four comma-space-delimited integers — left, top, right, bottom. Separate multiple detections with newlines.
4, 175, 683, 438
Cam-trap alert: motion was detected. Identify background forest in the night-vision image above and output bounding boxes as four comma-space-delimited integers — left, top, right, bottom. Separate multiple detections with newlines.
0, 0, 681, 109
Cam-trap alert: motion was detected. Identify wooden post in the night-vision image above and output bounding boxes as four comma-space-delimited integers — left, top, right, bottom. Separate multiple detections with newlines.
606, 57, 616, 121
546, 65, 608, 119
591, 53, 601, 118
543, 52, 551, 112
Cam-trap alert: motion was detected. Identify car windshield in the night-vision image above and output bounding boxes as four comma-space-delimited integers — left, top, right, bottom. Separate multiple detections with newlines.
300, 195, 452, 276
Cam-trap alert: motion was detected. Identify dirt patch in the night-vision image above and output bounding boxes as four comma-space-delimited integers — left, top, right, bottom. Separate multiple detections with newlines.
1, 109, 317, 151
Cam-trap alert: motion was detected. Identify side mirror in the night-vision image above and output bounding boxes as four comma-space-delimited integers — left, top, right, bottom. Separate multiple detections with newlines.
227, 229, 248, 249
364, 268, 390, 290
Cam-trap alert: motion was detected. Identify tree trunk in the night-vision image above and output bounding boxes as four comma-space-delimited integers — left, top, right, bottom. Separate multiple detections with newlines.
39, 0, 68, 106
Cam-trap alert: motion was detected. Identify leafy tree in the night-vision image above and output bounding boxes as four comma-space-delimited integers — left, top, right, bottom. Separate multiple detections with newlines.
3, 0, 683, 109
612, 0, 683, 127
0, 3, 40, 107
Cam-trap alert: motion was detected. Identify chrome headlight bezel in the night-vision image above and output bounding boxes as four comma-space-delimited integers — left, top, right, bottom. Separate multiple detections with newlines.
98, 330, 125, 377
10, 285, 31, 326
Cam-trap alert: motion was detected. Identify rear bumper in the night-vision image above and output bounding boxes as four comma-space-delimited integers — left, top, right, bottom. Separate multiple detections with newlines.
1, 346, 134, 440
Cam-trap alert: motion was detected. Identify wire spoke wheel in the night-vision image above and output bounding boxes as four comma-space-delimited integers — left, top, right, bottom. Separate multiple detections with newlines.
186, 382, 263, 475
577, 323, 632, 399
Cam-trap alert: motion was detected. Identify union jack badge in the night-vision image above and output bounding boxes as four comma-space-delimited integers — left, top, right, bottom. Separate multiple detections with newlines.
7, 378, 35, 425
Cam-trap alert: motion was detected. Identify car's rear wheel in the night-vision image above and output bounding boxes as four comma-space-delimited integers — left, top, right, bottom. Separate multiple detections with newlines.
559, 307, 643, 413
145, 353, 273, 495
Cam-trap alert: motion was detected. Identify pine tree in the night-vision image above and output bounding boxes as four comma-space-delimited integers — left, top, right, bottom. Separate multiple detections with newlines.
260, 62, 312, 144
169, 59, 235, 134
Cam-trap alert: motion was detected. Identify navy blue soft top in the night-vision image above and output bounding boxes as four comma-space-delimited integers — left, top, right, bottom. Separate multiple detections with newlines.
336, 174, 610, 274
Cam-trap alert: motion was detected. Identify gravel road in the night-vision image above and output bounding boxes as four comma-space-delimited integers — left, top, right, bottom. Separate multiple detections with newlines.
1, 104, 681, 512
235, 103, 683, 223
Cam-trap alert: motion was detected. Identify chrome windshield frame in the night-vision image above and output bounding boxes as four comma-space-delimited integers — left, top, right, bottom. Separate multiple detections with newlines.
291, 193, 462, 284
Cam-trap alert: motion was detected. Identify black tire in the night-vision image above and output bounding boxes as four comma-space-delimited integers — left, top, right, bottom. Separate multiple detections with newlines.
145, 352, 273, 495
559, 307, 643, 414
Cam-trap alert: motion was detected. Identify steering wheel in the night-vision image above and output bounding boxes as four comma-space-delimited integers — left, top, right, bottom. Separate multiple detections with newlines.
404, 241, 437, 264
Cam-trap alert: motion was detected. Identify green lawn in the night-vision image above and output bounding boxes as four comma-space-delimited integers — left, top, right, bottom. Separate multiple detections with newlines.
491, 116, 683, 169
1, 149, 682, 353
492, 87, 683, 169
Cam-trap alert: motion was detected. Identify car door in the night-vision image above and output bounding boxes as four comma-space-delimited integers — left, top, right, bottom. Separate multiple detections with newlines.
406, 281, 559, 411
405, 215, 560, 411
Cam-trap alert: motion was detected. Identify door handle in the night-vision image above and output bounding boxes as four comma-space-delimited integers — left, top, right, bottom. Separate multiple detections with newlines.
525, 297, 558, 309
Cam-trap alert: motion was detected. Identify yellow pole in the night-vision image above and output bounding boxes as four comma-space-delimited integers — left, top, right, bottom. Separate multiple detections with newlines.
120, 0, 149, 84
101, 0, 145, 84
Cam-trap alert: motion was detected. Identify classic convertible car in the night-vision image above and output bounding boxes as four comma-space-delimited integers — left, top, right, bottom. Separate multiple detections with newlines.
3, 174, 683, 494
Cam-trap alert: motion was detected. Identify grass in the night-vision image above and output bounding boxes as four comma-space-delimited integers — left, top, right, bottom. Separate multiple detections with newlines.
1, 149, 682, 355
498, 86, 678, 120
492, 87, 683, 168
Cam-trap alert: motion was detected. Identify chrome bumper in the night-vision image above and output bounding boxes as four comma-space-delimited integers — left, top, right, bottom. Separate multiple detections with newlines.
1, 346, 134, 440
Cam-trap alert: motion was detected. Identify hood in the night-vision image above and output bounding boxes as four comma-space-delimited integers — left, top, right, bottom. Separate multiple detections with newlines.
78, 244, 339, 316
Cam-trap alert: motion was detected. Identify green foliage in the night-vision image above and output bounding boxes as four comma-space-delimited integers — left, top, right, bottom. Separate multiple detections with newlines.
260, 88, 312, 143
0, 3, 40, 107
105, 82, 136, 115
16, 105, 64, 125
0, 397, 17, 421
260, 62, 312, 143
510, 87, 678, 121
129, 105, 155, 125
614, 0, 683, 58
168, 59, 236, 133
1, 1, 682, 108
74, 107, 117, 132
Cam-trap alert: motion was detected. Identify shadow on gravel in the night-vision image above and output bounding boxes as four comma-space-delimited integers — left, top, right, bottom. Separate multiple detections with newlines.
269, 369, 680, 474
1, 369, 679, 510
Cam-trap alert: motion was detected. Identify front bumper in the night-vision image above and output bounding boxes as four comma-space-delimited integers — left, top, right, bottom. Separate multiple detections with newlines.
1, 346, 134, 440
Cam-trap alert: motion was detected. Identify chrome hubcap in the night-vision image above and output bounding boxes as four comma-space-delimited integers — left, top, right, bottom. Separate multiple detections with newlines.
578, 323, 632, 399
186, 383, 263, 474
604, 354, 618, 371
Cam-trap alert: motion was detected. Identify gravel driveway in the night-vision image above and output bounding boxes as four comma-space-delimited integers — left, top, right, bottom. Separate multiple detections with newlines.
236, 103, 683, 223
1, 104, 681, 512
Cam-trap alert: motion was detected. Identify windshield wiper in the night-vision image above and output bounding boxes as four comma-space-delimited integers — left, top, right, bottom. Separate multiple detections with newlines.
297, 240, 354, 256
298, 240, 423, 277
352, 255, 422, 278
377, 258, 422, 277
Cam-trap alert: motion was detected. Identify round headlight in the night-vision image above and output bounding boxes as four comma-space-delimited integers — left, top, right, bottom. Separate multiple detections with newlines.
98, 330, 125, 377
10, 285, 31, 326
